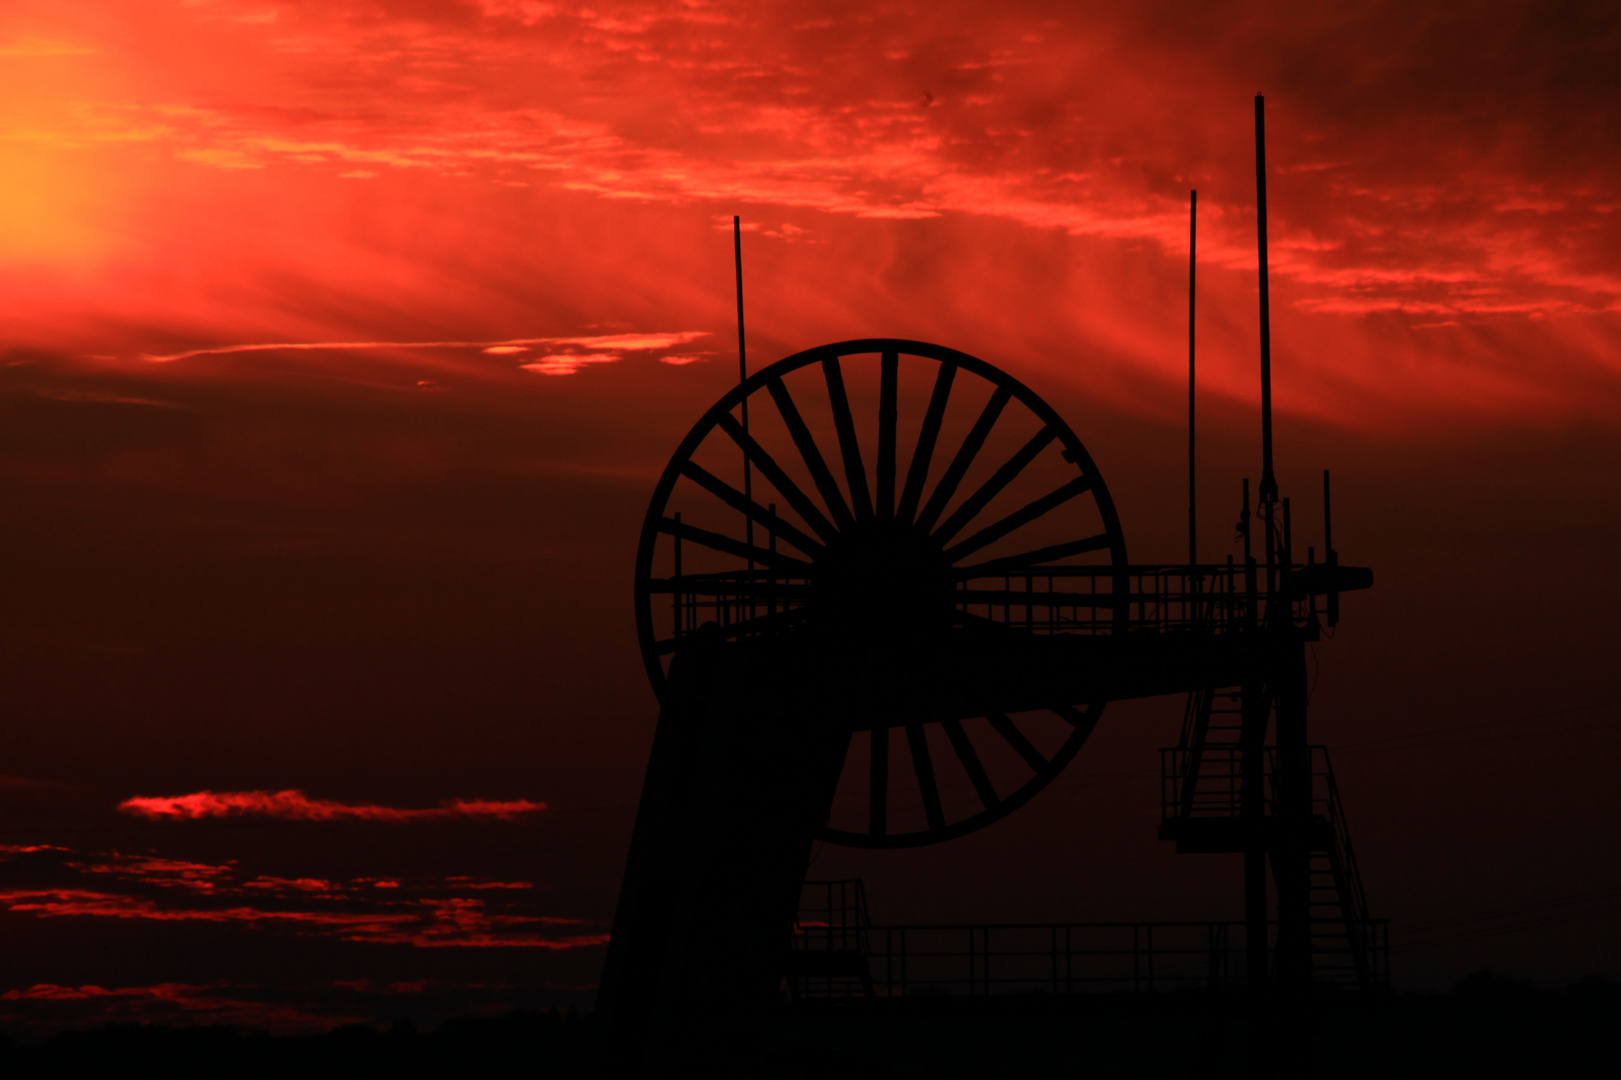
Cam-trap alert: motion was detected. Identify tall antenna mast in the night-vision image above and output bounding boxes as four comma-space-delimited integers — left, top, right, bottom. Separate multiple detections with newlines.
734, 216, 754, 574
1254, 95, 1277, 509
1188, 189, 1198, 569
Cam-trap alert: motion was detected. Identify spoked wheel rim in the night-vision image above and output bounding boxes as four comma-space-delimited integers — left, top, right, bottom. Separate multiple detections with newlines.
634, 339, 1129, 848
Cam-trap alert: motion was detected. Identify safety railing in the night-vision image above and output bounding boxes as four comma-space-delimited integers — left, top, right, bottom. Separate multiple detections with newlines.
652, 559, 1327, 644
792, 917, 1390, 997
791, 882, 1388, 997
790, 919, 1245, 997
862, 921, 1243, 997
953, 562, 1264, 637
650, 570, 810, 639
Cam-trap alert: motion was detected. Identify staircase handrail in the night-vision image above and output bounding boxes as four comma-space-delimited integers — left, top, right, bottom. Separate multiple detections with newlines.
1314, 747, 1381, 983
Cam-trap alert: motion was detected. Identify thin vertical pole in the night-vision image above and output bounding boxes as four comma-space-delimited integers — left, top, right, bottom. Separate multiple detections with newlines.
767, 501, 778, 617
733, 216, 754, 608
733, 216, 750, 440
672, 511, 683, 633
1324, 469, 1340, 627
1240, 480, 1252, 572
1282, 497, 1293, 570
1188, 189, 1198, 570
1254, 95, 1282, 615
1254, 96, 1276, 508
1322, 469, 1334, 555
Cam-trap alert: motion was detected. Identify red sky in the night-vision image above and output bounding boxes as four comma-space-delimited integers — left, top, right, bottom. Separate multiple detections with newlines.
2, 0, 1619, 1033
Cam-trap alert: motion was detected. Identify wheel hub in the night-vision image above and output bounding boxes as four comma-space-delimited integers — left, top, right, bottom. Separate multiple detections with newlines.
807, 520, 954, 642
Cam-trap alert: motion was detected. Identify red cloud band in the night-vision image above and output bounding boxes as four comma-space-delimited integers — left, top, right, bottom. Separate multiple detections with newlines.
117, 790, 545, 823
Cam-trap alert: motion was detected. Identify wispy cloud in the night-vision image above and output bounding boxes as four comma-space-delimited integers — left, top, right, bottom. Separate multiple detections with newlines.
6, 1, 1619, 423
0, 981, 367, 1033
519, 352, 622, 376
0, 843, 601, 950
139, 331, 709, 365
0, 37, 96, 57
25, 2, 1610, 331
118, 789, 546, 822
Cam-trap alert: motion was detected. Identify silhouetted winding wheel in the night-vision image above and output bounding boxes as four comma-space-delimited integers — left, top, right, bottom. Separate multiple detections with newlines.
634, 340, 1128, 848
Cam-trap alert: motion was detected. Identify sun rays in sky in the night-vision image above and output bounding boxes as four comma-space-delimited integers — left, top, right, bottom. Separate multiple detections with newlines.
2, 0, 1617, 426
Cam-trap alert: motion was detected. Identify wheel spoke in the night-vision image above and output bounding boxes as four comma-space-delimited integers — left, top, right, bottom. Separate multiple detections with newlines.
766, 378, 856, 531
715, 412, 839, 543
986, 712, 1049, 774
1050, 704, 1102, 740
915, 386, 1012, 533
679, 461, 824, 556
943, 474, 1096, 562
954, 532, 1114, 578
942, 718, 999, 810
869, 726, 889, 837
822, 356, 874, 521
905, 723, 946, 833
932, 428, 1057, 545
658, 516, 812, 573
897, 361, 957, 525
876, 350, 898, 521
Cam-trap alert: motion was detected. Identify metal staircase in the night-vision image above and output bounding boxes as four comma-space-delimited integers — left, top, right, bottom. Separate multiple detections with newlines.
1160, 689, 1388, 992
1310, 751, 1388, 989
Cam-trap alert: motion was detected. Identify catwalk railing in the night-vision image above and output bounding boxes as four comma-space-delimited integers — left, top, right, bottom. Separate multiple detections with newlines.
790, 918, 1389, 999
791, 880, 1389, 999
650, 560, 1338, 644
